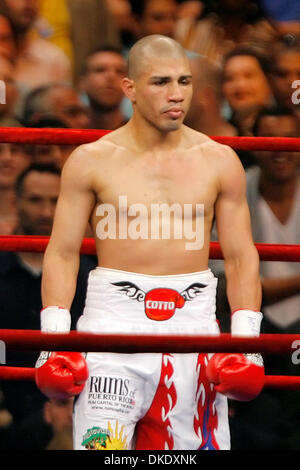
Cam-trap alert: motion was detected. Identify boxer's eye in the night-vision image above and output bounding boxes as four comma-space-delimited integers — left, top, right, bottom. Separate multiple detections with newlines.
180, 77, 192, 85
153, 78, 168, 86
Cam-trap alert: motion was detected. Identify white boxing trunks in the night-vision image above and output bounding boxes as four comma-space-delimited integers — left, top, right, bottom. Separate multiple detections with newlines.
73, 267, 230, 451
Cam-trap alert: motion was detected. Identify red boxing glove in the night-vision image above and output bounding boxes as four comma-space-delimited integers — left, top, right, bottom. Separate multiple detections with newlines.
206, 353, 265, 401
35, 351, 89, 400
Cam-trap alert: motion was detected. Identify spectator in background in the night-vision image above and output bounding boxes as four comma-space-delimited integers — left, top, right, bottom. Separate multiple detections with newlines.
36, 0, 122, 84
174, 0, 278, 63
268, 38, 300, 117
22, 82, 90, 129
0, 13, 16, 62
0, 397, 74, 451
0, 142, 32, 235
211, 106, 300, 449
222, 47, 273, 135
0, 164, 61, 424
249, 107, 300, 336
34, 0, 75, 74
185, 55, 237, 136
0, 56, 20, 127
222, 47, 273, 168
260, 0, 300, 38
44, 398, 73, 450
221, 46, 273, 167
28, 116, 74, 169
131, 0, 179, 40
231, 106, 300, 450
0, 163, 96, 424
80, 46, 128, 130
0, 0, 72, 113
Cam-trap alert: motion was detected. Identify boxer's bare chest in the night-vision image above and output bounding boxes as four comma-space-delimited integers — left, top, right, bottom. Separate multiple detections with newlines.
92, 146, 218, 215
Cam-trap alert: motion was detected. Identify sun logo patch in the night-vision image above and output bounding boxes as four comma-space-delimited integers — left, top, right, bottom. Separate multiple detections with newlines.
82, 422, 129, 450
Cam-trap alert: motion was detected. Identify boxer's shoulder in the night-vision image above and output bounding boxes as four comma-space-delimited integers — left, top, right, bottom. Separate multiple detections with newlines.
183, 127, 245, 188
184, 126, 234, 154
63, 131, 125, 170
60, 127, 133, 193
184, 126, 239, 164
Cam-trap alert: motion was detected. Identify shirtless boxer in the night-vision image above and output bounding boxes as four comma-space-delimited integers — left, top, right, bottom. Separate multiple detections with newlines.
35, 35, 264, 451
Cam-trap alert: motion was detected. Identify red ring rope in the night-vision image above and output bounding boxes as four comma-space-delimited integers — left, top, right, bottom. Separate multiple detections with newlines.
0, 367, 35, 381
264, 375, 300, 390
1, 236, 300, 262
0, 330, 299, 355
1, 366, 299, 390
0, 127, 300, 151
1, 129, 299, 394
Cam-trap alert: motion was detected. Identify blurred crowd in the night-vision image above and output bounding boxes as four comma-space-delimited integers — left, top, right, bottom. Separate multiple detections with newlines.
0, 0, 299, 451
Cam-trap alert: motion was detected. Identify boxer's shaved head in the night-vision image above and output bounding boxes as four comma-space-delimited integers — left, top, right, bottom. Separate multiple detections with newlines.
123, 34, 193, 133
128, 35, 189, 79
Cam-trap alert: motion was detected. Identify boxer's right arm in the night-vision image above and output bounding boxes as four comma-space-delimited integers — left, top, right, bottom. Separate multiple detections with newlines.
42, 145, 96, 310
35, 147, 95, 400
35, 305, 89, 400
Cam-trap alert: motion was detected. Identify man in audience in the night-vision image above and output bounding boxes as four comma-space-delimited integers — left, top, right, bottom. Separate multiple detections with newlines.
269, 38, 300, 118
211, 106, 300, 449
44, 397, 73, 450
222, 46, 273, 136
80, 46, 128, 130
0, 141, 32, 234
27, 116, 74, 169
0, 397, 74, 450
221, 46, 274, 167
249, 107, 300, 336
0, 164, 96, 424
0, 0, 72, 112
22, 83, 90, 129
232, 106, 300, 450
131, 0, 179, 40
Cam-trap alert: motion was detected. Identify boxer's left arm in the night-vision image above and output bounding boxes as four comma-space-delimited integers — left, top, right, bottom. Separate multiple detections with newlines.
206, 146, 264, 401
214, 146, 261, 313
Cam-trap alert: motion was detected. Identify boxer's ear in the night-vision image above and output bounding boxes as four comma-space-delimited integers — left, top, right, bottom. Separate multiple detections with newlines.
122, 77, 136, 104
